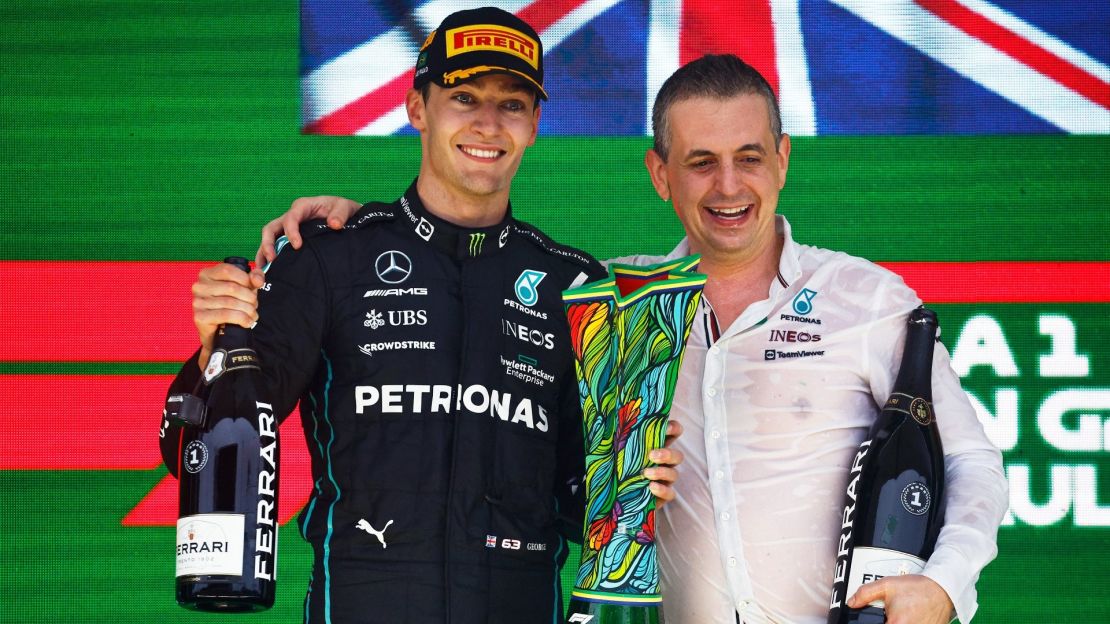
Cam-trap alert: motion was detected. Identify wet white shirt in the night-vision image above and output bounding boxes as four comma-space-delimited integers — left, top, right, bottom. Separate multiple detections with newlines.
608, 216, 1007, 624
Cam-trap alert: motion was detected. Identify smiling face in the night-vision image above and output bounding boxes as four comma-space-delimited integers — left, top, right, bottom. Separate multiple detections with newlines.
407, 73, 540, 226
645, 93, 790, 268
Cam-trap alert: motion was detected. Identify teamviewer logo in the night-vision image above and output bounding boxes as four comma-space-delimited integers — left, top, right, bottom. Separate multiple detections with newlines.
764, 349, 776, 361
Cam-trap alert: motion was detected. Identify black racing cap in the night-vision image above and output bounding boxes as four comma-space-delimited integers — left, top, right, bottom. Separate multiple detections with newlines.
413, 7, 548, 100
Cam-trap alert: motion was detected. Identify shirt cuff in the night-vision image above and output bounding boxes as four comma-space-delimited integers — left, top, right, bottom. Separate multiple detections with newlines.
922, 542, 982, 623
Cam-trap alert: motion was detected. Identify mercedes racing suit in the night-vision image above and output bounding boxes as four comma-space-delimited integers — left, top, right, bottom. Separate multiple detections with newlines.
160, 181, 606, 623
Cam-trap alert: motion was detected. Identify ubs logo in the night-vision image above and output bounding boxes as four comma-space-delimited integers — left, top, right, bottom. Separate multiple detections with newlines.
375, 251, 412, 284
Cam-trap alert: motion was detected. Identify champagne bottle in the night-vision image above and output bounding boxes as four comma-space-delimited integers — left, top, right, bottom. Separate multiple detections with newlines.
167, 256, 279, 611
827, 306, 946, 624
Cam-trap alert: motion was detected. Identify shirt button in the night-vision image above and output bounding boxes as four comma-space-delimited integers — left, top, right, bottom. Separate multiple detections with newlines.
711, 430, 721, 440
728, 557, 738, 568
715, 470, 724, 480
721, 512, 730, 521
706, 387, 717, 397
709, 345, 720, 355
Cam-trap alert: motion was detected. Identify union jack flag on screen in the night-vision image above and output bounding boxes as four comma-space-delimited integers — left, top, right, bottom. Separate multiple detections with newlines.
301, 0, 1110, 135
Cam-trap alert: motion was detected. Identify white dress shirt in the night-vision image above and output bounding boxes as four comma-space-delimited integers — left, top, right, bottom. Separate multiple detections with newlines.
608, 216, 1008, 624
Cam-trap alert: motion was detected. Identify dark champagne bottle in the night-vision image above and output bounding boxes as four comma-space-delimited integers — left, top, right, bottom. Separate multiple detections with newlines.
167, 256, 279, 611
827, 306, 946, 624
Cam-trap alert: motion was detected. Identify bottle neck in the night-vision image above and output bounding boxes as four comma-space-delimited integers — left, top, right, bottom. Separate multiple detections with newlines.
891, 313, 937, 402
213, 323, 252, 353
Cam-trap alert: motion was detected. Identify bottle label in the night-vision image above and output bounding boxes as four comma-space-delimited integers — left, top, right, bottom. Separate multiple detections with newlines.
203, 348, 260, 383
176, 513, 245, 577
885, 392, 934, 425
203, 350, 226, 383
845, 546, 926, 608
182, 440, 209, 474
900, 482, 932, 515
909, 397, 934, 425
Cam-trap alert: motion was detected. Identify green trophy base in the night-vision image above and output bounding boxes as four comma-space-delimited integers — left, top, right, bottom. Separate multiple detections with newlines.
565, 598, 660, 624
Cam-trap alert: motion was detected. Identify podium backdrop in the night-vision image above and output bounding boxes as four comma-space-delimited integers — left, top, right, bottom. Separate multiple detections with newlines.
1, 2, 1107, 621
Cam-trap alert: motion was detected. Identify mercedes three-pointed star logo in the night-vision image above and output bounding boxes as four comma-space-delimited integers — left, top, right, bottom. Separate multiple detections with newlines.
375, 250, 413, 284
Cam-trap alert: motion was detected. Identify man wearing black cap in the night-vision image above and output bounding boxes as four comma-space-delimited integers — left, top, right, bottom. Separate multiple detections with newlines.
162, 7, 682, 623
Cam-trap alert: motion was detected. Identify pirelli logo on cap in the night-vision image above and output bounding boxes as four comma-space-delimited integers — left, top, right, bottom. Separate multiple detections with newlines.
445, 24, 539, 69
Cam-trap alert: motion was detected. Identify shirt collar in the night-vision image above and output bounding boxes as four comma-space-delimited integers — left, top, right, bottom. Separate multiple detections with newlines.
776, 215, 802, 287
398, 180, 514, 260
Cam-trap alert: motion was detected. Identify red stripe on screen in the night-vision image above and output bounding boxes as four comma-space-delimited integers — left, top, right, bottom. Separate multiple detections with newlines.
680, 0, 779, 96
303, 0, 593, 135
917, 0, 1110, 110
0, 373, 306, 471
879, 261, 1110, 303
0, 260, 207, 362
0, 374, 170, 469
2, 260, 1108, 365
0, 372, 312, 524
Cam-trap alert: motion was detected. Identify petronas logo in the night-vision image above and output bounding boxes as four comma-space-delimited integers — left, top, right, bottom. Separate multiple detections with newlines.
469, 232, 486, 256
514, 269, 546, 306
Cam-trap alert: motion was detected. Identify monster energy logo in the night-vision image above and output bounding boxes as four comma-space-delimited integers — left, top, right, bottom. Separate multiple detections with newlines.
468, 232, 486, 256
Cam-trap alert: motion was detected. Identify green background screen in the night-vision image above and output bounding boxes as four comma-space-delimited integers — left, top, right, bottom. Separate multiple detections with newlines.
1, 2, 1107, 622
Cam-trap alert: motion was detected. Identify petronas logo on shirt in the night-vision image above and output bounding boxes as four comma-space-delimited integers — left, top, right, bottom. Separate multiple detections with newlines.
792, 288, 818, 315
469, 232, 486, 256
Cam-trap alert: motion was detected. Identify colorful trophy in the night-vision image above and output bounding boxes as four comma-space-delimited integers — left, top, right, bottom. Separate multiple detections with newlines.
562, 257, 705, 624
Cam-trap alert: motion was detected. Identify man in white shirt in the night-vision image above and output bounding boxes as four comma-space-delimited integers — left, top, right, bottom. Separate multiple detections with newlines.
612, 55, 1007, 624
255, 54, 1007, 624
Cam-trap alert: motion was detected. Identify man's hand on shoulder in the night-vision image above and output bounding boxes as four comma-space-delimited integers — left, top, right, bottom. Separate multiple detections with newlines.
256, 196, 362, 267
848, 574, 954, 624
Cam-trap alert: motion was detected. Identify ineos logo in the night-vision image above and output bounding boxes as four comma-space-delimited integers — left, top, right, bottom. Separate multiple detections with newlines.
375, 251, 412, 284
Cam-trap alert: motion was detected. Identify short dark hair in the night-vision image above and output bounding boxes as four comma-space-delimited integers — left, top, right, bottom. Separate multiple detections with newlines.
651, 54, 783, 161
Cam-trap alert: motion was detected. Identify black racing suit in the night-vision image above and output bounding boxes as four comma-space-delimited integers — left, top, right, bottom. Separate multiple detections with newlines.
160, 181, 606, 623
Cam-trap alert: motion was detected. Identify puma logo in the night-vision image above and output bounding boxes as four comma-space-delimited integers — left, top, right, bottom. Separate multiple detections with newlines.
355, 518, 394, 549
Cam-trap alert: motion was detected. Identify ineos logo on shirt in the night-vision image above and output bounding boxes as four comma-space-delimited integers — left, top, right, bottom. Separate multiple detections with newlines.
503, 319, 555, 350
375, 251, 412, 284
769, 329, 822, 343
